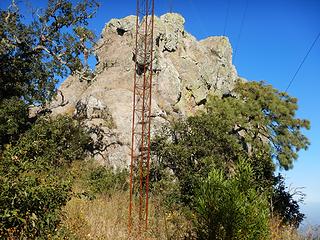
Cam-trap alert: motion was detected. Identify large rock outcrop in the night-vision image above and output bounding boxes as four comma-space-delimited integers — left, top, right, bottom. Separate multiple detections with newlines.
51, 13, 239, 168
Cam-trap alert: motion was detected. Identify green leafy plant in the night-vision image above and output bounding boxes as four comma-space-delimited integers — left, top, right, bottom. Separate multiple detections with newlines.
0, 173, 71, 238
0, 1, 100, 238
271, 174, 305, 227
0, 97, 29, 147
0, 116, 90, 239
1, 115, 90, 174
194, 160, 270, 240
0, 0, 99, 104
88, 166, 128, 195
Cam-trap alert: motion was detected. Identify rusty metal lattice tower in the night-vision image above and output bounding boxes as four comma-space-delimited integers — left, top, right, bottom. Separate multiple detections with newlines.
128, 0, 155, 235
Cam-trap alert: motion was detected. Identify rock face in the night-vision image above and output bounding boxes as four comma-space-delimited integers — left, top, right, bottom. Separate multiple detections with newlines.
51, 13, 239, 168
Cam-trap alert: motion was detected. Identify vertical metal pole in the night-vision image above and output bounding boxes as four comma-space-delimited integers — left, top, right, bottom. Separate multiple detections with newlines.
129, 0, 140, 235
138, 1, 149, 229
145, 0, 155, 230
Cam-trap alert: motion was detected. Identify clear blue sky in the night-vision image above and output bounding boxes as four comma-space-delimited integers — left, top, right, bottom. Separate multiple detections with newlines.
1, 0, 319, 225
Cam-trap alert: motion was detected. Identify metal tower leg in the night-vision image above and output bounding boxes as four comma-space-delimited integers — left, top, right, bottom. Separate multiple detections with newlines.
129, 0, 155, 236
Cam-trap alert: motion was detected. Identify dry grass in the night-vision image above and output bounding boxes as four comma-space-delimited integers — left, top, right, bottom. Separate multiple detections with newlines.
61, 193, 128, 239
269, 216, 320, 240
269, 216, 302, 240
60, 161, 319, 240
60, 192, 193, 240
57, 160, 194, 239
62, 191, 320, 240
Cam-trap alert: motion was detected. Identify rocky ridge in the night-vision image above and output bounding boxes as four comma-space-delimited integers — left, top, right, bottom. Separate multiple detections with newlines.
51, 13, 239, 168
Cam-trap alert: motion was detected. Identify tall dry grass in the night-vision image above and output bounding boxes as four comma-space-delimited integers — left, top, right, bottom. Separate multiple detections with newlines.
56, 160, 195, 239
60, 192, 193, 240
269, 216, 302, 240
269, 216, 320, 240
61, 191, 320, 240
61, 193, 128, 239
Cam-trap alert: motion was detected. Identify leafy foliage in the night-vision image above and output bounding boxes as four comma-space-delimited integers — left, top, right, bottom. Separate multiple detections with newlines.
0, 0, 98, 148
0, 173, 71, 239
208, 81, 310, 170
0, 116, 90, 239
272, 174, 305, 227
194, 160, 270, 240
0, 1, 100, 238
1, 115, 90, 174
0, 97, 29, 146
0, 0, 99, 104
0, 1, 102, 238
88, 166, 128, 195
152, 80, 309, 233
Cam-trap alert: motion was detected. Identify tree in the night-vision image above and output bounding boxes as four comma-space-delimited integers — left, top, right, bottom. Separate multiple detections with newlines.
152, 80, 310, 227
0, 0, 98, 102
208, 81, 310, 171
0, 97, 29, 145
271, 174, 305, 227
0, 0, 98, 148
0, 1, 98, 238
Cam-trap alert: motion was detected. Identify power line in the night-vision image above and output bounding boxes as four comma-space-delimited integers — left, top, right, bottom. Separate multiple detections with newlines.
233, 0, 249, 63
285, 31, 320, 92
223, 0, 231, 36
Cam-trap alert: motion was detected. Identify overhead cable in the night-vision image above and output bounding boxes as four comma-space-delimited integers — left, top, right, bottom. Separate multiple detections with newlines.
285, 31, 320, 92
233, 0, 249, 63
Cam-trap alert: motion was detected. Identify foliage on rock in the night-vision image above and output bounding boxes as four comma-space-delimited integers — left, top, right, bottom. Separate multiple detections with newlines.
88, 165, 128, 195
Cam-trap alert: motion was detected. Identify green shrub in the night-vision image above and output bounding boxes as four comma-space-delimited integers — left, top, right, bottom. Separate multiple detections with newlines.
0, 97, 29, 147
88, 166, 128, 195
194, 160, 270, 240
0, 115, 90, 239
1, 115, 90, 174
272, 174, 305, 227
149, 165, 183, 210
0, 173, 71, 238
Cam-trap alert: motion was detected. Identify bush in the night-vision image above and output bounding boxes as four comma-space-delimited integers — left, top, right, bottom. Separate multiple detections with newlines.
149, 166, 183, 209
1, 115, 90, 174
0, 174, 71, 238
0, 115, 90, 239
194, 160, 270, 240
88, 166, 128, 195
272, 174, 305, 227
0, 97, 29, 146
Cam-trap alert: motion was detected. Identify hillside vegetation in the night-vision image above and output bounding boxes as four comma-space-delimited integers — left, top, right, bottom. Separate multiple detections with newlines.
0, 1, 318, 239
